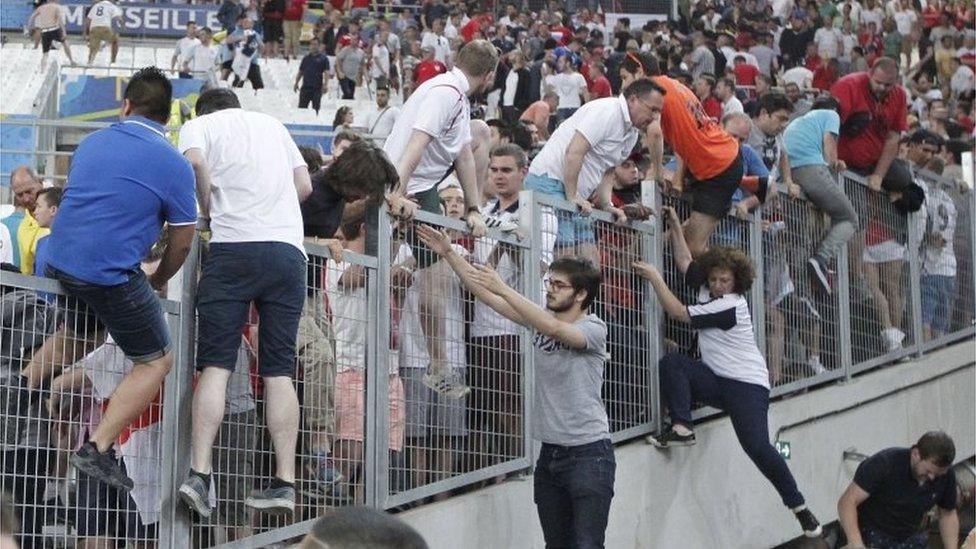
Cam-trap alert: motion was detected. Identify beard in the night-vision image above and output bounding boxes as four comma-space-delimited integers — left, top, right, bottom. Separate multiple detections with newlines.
546, 295, 575, 313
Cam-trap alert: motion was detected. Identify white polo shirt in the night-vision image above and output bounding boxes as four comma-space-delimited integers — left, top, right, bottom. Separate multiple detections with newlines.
528, 95, 640, 201
178, 108, 307, 256
364, 105, 400, 138
174, 36, 200, 66
88, 0, 122, 29
186, 42, 219, 73
383, 67, 472, 195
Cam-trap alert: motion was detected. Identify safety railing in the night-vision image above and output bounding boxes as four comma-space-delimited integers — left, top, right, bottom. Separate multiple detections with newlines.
1, 170, 974, 547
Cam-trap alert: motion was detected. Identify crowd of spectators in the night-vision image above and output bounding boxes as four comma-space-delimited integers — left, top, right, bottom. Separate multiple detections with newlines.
3, 0, 976, 546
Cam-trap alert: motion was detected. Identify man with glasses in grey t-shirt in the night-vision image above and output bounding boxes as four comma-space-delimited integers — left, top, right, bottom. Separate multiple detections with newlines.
417, 225, 613, 548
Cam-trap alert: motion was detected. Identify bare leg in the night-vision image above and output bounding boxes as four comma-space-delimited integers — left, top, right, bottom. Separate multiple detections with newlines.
90, 353, 172, 452
110, 38, 118, 63
22, 328, 104, 389
62, 40, 75, 65
881, 260, 904, 331
334, 439, 363, 503
683, 212, 721, 257
190, 367, 231, 474
264, 376, 299, 482
409, 443, 427, 489
863, 263, 892, 330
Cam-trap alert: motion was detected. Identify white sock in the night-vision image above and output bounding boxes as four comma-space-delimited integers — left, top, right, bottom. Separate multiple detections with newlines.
673, 424, 693, 436
791, 504, 807, 514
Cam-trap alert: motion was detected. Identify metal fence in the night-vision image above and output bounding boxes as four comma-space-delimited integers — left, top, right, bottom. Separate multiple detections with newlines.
1, 171, 974, 547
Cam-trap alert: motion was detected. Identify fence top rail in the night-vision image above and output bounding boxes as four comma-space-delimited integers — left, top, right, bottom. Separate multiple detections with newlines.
531, 188, 656, 234
409, 208, 529, 248
1, 271, 181, 314
304, 239, 377, 268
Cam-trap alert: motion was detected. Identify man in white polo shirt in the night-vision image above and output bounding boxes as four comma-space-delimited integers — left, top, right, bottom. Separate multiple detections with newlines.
86, 0, 123, 65
525, 78, 664, 262
176, 88, 312, 517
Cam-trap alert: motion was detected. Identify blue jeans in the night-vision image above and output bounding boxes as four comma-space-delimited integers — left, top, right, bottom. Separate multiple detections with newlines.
534, 439, 615, 549
658, 353, 805, 509
860, 523, 927, 549
921, 274, 955, 335
48, 265, 170, 363
524, 173, 595, 248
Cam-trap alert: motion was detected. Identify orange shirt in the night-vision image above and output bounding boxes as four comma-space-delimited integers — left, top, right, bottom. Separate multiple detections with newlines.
652, 76, 739, 181
520, 100, 552, 138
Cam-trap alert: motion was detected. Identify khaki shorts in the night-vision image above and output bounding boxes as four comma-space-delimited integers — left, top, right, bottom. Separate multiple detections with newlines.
88, 26, 117, 51
283, 19, 303, 50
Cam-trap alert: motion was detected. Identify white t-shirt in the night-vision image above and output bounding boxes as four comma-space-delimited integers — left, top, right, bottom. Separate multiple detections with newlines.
327, 259, 368, 373
399, 244, 466, 370
88, 0, 122, 29
893, 10, 917, 35
421, 32, 451, 65
722, 95, 745, 116
814, 27, 841, 58
364, 106, 401, 138
371, 43, 390, 78
689, 287, 770, 389
471, 198, 557, 338
503, 69, 519, 107
178, 108, 307, 255
781, 66, 813, 88
922, 185, 957, 276
529, 95, 641, 201
0, 223, 12, 264
383, 67, 472, 195
186, 42, 218, 73
951, 65, 975, 96
545, 72, 587, 110
174, 36, 200, 66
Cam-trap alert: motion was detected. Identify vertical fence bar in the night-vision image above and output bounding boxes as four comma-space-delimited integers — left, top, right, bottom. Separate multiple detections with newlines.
836, 243, 854, 382
365, 205, 391, 508
907, 208, 925, 358
519, 190, 540, 469
641, 181, 661, 434
749, 208, 766, 355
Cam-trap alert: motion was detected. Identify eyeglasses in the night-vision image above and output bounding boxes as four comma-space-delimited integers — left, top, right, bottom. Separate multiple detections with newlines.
921, 146, 940, 154
546, 279, 573, 291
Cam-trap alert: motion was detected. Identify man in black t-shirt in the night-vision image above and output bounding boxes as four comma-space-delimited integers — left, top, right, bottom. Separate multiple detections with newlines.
294, 38, 330, 114
837, 431, 960, 549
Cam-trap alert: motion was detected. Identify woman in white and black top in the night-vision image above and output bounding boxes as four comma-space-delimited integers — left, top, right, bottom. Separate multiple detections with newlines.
633, 207, 822, 539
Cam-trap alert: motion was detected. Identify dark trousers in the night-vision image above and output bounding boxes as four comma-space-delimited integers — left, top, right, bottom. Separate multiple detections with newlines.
338, 77, 356, 99
298, 86, 322, 113
658, 352, 805, 509
534, 439, 615, 549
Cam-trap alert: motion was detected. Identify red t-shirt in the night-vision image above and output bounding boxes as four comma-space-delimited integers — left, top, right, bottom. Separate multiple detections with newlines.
414, 59, 447, 85
811, 65, 837, 90
589, 76, 612, 98
831, 72, 908, 170
652, 75, 739, 180
733, 63, 759, 86
551, 25, 573, 46
461, 15, 492, 42
922, 6, 941, 28
805, 54, 823, 72
283, 0, 306, 21
702, 96, 723, 121
351, 0, 369, 8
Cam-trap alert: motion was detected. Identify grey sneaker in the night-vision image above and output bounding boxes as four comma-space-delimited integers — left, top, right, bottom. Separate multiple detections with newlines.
70, 442, 133, 492
423, 370, 470, 399
178, 474, 212, 518
246, 483, 295, 515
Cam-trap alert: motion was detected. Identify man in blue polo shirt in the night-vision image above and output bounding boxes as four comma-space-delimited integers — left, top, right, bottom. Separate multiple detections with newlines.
20, 67, 197, 492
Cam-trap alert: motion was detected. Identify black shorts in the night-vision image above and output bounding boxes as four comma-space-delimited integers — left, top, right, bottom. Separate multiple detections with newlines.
263, 19, 283, 43
196, 242, 305, 378
221, 59, 233, 71
40, 28, 64, 53
298, 86, 322, 112
232, 63, 264, 90
686, 150, 743, 219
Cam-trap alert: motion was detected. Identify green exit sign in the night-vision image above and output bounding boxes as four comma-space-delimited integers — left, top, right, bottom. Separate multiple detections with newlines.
776, 441, 791, 460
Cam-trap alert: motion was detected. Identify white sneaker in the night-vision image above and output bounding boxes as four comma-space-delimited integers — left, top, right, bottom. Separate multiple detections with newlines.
883, 328, 905, 352
807, 356, 825, 375
422, 370, 470, 399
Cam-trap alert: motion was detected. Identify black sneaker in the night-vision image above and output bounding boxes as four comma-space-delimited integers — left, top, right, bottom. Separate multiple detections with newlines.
795, 507, 822, 537
70, 442, 134, 492
645, 426, 696, 448
246, 483, 295, 515
807, 256, 832, 295
178, 474, 212, 518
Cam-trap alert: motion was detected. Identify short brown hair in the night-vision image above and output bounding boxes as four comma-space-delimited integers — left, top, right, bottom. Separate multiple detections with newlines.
914, 431, 955, 467
696, 246, 755, 294
455, 39, 499, 77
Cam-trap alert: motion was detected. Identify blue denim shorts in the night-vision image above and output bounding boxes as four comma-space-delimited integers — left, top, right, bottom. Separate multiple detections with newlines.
524, 173, 595, 248
921, 274, 955, 334
48, 266, 170, 363
196, 242, 306, 378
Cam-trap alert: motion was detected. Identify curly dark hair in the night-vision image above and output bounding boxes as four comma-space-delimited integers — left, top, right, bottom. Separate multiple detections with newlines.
696, 246, 755, 294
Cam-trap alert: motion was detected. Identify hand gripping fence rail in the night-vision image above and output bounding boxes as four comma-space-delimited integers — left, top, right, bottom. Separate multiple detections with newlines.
1, 174, 973, 547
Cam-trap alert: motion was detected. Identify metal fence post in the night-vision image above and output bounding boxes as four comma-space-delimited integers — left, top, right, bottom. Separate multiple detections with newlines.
907, 208, 925, 357
749, 208, 766, 355
158, 230, 201, 546
518, 190, 540, 470
836, 241, 855, 382
642, 181, 662, 434
365, 205, 391, 508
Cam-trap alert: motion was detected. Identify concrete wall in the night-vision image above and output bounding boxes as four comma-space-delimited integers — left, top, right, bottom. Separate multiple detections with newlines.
400, 340, 976, 549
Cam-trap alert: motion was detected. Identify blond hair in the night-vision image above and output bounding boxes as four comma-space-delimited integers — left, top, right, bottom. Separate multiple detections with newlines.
456, 39, 499, 77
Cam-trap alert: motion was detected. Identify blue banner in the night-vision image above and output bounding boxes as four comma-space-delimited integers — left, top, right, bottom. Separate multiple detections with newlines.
2, 1, 220, 38
0, 115, 37, 187
60, 75, 204, 121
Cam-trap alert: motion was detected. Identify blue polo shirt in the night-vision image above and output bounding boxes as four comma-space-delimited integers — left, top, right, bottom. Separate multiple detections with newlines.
783, 109, 841, 169
47, 116, 196, 286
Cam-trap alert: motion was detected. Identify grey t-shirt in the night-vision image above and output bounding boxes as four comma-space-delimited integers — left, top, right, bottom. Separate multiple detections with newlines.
691, 45, 715, 79
336, 46, 366, 80
747, 119, 784, 183
532, 314, 610, 446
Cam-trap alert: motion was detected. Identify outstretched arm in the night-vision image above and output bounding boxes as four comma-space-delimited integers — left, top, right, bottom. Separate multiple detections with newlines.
633, 261, 691, 323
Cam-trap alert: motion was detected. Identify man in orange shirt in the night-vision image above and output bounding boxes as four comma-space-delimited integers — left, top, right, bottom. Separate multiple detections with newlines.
519, 92, 558, 140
